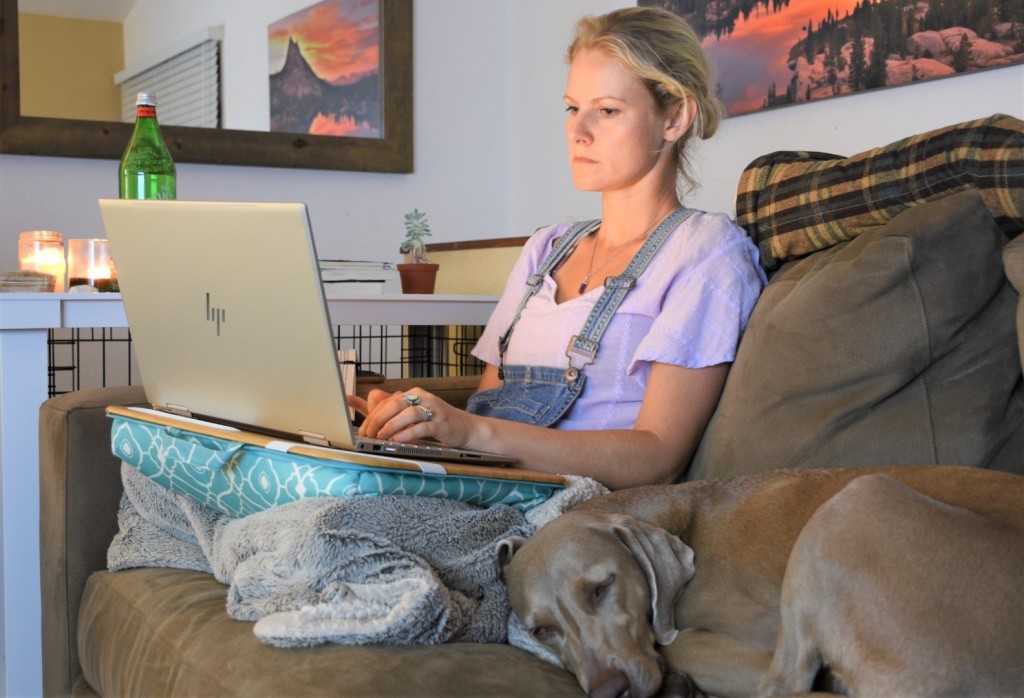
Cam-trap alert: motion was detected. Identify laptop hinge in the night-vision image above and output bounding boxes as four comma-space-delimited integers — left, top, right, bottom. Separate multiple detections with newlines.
165, 403, 193, 418
299, 430, 330, 447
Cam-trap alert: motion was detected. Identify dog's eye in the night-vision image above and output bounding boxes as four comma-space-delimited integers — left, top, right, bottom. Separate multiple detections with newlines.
531, 626, 553, 642
592, 575, 615, 603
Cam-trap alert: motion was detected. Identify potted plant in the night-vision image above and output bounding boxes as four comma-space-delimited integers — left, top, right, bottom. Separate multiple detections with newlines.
397, 209, 440, 294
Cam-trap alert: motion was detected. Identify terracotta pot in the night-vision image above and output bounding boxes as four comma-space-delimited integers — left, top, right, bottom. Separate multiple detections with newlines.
397, 263, 439, 294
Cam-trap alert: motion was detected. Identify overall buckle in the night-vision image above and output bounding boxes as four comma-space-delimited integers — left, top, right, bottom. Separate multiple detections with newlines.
564, 335, 598, 381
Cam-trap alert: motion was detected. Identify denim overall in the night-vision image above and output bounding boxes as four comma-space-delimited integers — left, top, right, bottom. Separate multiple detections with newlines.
467, 208, 695, 427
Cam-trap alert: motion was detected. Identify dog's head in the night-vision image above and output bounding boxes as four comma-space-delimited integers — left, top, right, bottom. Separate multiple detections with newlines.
497, 510, 695, 698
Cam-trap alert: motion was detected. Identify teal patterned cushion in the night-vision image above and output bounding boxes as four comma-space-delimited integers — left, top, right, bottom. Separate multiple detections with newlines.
110, 415, 561, 517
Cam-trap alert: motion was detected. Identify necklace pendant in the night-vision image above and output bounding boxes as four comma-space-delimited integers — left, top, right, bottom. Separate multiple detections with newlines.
578, 277, 589, 295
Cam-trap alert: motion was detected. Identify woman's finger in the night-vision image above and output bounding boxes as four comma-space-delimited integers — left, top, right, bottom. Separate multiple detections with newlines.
346, 394, 369, 416
359, 389, 428, 438
392, 400, 435, 438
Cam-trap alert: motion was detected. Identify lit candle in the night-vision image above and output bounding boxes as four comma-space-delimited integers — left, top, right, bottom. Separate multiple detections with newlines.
89, 265, 112, 280
19, 231, 66, 292
68, 239, 117, 292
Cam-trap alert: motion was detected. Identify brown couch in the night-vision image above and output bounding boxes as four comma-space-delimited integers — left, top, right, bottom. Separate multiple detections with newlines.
42, 378, 586, 697
41, 118, 1024, 696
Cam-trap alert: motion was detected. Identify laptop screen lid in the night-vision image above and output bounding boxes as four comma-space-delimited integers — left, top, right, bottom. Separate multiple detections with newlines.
100, 199, 517, 466
100, 198, 361, 449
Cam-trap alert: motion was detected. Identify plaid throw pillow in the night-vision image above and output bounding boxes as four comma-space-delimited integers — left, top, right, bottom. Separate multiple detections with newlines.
736, 113, 1024, 271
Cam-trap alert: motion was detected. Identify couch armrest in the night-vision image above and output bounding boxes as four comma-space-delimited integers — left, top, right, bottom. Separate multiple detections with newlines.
40, 385, 148, 697
39, 375, 480, 696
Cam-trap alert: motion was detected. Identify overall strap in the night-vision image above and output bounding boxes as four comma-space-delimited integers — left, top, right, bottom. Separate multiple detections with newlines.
496, 220, 600, 366
564, 207, 696, 379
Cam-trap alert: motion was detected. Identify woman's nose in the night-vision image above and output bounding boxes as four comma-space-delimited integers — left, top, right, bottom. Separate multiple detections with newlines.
568, 113, 593, 143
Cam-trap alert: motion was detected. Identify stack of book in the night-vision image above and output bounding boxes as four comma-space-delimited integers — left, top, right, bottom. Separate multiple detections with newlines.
319, 260, 401, 294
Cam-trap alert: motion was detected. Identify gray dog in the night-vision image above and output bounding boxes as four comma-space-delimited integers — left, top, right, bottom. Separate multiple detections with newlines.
497, 466, 1024, 698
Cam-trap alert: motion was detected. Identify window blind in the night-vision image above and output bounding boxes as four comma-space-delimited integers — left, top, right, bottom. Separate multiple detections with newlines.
116, 32, 221, 129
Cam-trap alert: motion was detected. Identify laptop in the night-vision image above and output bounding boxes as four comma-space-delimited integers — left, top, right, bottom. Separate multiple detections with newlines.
99, 198, 515, 466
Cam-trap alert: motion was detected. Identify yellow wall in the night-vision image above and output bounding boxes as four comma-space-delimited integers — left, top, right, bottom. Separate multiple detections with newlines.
19, 13, 124, 122
430, 245, 524, 295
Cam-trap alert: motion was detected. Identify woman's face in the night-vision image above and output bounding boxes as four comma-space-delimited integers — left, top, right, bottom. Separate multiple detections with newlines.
564, 47, 678, 196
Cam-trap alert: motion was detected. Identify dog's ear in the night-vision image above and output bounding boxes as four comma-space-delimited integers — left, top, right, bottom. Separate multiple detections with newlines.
610, 515, 695, 645
495, 536, 529, 582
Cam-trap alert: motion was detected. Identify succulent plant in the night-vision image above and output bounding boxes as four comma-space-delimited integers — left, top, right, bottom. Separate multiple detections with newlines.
400, 209, 432, 264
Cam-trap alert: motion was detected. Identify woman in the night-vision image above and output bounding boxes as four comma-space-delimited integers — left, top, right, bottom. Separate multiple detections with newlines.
352, 7, 766, 489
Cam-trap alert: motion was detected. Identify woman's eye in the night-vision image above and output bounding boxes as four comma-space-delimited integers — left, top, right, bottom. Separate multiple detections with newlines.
564, 105, 579, 115
599, 107, 618, 117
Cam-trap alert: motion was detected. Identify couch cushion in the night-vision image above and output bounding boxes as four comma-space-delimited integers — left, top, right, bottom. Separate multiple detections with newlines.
735, 114, 1024, 270
79, 567, 582, 697
689, 189, 1024, 480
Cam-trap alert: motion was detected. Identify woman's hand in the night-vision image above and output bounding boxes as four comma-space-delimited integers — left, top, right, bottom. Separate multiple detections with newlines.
343, 362, 726, 490
348, 388, 474, 447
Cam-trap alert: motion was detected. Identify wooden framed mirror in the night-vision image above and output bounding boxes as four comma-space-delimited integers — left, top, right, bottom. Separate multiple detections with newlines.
0, 0, 413, 172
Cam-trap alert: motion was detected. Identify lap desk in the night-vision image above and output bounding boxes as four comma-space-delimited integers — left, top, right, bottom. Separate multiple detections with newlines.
109, 405, 566, 517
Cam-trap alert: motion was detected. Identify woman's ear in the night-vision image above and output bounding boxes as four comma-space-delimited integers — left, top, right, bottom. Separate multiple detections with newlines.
664, 96, 697, 143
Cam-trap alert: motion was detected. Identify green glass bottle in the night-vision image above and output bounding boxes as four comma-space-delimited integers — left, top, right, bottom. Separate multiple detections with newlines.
118, 92, 176, 200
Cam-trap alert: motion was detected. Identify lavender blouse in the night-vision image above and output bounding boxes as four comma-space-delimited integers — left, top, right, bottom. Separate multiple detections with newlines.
470, 211, 767, 432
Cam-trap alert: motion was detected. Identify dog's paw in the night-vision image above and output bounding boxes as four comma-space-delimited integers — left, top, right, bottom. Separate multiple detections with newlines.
656, 672, 707, 698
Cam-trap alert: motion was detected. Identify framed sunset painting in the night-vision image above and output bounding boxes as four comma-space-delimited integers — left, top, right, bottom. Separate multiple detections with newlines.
269, 0, 387, 138
641, 0, 1024, 116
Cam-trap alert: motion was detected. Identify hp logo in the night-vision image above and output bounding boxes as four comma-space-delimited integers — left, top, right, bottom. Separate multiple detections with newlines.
206, 293, 226, 336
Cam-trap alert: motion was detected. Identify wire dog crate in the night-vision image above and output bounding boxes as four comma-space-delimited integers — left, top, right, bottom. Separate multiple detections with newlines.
47, 324, 486, 398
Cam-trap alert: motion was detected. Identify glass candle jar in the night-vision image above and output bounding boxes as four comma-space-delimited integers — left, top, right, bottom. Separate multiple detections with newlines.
68, 239, 117, 292
18, 231, 66, 292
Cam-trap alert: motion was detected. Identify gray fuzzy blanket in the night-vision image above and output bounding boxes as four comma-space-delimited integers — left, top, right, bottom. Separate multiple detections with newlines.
108, 464, 605, 649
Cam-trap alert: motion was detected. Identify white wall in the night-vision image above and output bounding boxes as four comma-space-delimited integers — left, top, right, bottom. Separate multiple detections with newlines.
1, 1, 1022, 278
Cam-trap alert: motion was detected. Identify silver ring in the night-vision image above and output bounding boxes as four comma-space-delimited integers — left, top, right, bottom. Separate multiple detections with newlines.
403, 393, 421, 407
416, 405, 433, 423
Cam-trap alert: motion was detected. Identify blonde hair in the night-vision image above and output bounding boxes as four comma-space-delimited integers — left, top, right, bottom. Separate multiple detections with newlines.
567, 7, 723, 193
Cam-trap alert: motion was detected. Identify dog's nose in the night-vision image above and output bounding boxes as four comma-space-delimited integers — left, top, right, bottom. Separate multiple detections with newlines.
589, 670, 630, 698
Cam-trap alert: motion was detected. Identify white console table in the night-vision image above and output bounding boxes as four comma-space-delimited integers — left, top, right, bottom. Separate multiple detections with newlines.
0, 292, 498, 698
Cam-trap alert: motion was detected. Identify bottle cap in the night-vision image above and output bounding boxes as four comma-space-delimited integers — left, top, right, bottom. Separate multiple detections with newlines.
135, 92, 157, 106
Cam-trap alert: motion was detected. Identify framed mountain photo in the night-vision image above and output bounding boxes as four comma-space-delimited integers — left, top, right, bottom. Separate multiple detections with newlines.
269, 0, 397, 140
641, 0, 1024, 116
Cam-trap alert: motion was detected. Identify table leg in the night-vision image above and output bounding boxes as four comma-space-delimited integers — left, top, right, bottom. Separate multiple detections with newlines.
0, 328, 48, 697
